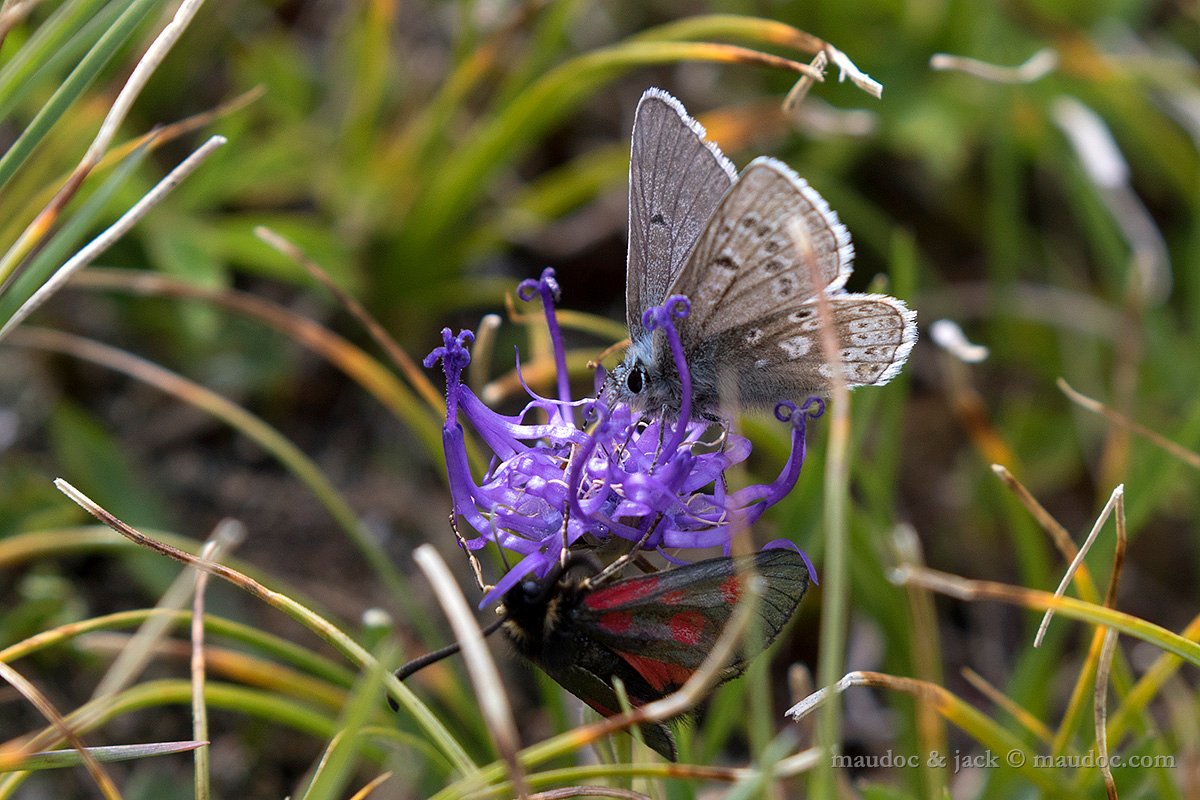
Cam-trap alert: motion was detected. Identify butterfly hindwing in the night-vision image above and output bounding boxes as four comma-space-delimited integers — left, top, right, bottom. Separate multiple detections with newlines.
627, 89, 737, 332
712, 293, 918, 404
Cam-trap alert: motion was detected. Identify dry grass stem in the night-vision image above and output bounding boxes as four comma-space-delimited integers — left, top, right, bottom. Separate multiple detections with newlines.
893, 523, 948, 787
1093, 490, 1127, 800
930, 48, 1058, 83
787, 664, 816, 744
935, 340, 1016, 467
0, 660, 120, 799
791, 206, 850, 794
1052, 97, 1171, 305
824, 43, 883, 97
929, 319, 989, 363
412, 545, 528, 798
253, 226, 445, 414
1035, 485, 1124, 648
0, 135, 226, 342
348, 772, 394, 800
191, 533, 229, 800
528, 789, 650, 800
93, 519, 243, 700
783, 50, 828, 113
55, 481, 284, 614
82, 0, 209, 169
961, 668, 1054, 743
0, 0, 41, 41
469, 314, 503, 393
991, 465, 1090, 576
786, 670, 947, 720
52, 480, 479, 774
0, 0, 211, 286
1058, 378, 1200, 470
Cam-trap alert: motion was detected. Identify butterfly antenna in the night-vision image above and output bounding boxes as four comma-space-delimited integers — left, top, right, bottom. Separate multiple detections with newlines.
387, 615, 507, 711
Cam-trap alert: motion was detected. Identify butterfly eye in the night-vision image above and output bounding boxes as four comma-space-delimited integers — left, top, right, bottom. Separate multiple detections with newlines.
626, 365, 646, 394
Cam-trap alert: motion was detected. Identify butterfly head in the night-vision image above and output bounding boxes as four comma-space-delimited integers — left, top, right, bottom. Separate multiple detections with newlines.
603, 353, 649, 409
602, 333, 694, 418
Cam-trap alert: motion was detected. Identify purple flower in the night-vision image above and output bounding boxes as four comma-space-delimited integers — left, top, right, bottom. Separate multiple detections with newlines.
424, 268, 821, 606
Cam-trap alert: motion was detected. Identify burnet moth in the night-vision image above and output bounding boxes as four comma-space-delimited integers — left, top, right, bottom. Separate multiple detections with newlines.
394, 547, 810, 761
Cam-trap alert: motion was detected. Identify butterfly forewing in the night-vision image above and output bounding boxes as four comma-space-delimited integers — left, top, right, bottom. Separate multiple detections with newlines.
573, 549, 809, 691
627, 89, 737, 331
666, 157, 853, 341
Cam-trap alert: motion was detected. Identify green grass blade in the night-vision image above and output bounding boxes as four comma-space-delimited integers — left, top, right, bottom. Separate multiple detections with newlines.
400, 38, 809, 266
0, 140, 148, 326
0, 0, 161, 193
0, 0, 124, 121
6, 741, 205, 772
299, 648, 395, 800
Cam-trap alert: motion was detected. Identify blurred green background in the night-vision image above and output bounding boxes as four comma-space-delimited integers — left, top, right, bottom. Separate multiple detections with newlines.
0, 0, 1197, 797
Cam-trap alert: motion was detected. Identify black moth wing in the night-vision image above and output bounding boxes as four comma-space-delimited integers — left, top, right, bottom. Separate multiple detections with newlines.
572, 549, 809, 694
500, 557, 679, 760
526, 657, 678, 761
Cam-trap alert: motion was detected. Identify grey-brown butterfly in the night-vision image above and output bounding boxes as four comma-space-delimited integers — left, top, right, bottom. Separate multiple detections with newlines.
604, 88, 916, 419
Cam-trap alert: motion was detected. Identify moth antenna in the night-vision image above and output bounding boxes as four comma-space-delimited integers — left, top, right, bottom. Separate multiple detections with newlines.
387, 615, 508, 711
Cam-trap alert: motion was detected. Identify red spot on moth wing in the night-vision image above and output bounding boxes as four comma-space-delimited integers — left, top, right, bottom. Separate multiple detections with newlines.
597, 610, 635, 634
668, 611, 706, 645
720, 575, 741, 604
615, 651, 697, 693
579, 696, 616, 716
583, 575, 660, 609
662, 589, 687, 604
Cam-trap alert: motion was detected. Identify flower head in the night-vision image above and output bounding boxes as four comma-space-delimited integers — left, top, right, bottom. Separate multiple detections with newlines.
425, 268, 821, 606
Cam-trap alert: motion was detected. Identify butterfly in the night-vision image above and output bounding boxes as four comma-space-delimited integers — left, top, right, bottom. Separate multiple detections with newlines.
395, 547, 810, 761
604, 88, 916, 419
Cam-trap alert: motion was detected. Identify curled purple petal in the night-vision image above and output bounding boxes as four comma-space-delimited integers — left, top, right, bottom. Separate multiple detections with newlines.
517, 267, 572, 414
764, 538, 819, 585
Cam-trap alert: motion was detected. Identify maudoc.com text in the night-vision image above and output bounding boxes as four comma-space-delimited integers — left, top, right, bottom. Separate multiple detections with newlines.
832, 749, 1176, 773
